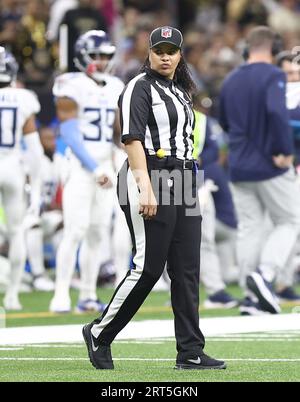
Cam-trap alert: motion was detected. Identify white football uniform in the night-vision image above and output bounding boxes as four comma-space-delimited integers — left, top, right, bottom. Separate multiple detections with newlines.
0, 87, 40, 309
53, 72, 124, 163
25, 153, 62, 290
286, 81, 300, 110
23, 152, 63, 230
0, 88, 40, 228
50, 73, 124, 312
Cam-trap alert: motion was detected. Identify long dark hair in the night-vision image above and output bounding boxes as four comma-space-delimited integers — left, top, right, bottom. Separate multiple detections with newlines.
140, 55, 196, 95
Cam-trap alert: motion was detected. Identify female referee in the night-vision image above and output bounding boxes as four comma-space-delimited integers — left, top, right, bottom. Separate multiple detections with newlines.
83, 26, 226, 371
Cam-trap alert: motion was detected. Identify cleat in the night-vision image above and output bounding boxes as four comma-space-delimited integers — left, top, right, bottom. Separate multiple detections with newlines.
3, 294, 22, 311
97, 259, 116, 287
75, 299, 107, 313
204, 290, 239, 309
33, 275, 55, 292
276, 287, 300, 303
49, 295, 71, 313
246, 271, 281, 314
239, 297, 270, 316
82, 323, 114, 369
175, 352, 226, 370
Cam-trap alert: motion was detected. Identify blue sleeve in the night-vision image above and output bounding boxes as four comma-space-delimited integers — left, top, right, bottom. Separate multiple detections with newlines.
266, 72, 294, 155
289, 108, 300, 141
290, 120, 300, 129
201, 120, 219, 167
60, 119, 98, 172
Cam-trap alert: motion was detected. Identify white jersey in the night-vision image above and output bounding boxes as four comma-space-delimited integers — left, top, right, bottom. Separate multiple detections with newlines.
286, 81, 300, 110
53, 72, 124, 163
40, 154, 62, 208
0, 87, 40, 158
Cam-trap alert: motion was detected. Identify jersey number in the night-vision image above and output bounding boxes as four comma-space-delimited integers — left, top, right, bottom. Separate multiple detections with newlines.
0, 107, 17, 147
83, 108, 115, 142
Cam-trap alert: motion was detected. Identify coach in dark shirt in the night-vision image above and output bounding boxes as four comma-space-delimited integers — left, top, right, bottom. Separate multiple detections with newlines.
219, 26, 300, 315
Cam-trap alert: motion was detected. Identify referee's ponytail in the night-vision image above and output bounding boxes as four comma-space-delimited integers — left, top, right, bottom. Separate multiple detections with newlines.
140, 58, 196, 96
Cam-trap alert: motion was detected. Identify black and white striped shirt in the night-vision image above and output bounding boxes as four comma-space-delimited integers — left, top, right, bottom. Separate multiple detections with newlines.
119, 68, 195, 160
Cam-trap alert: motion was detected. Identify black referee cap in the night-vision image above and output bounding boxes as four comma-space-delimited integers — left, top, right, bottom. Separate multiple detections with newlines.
149, 26, 183, 49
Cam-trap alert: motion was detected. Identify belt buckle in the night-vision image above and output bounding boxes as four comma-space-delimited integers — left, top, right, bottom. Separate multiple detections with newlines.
183, 160, 191, 169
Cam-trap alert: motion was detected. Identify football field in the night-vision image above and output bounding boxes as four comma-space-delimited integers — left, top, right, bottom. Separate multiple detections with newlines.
0, 286, 300, 382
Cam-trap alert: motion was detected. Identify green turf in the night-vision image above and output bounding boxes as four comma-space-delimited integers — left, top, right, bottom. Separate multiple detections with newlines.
0, 336, 300, 382
1, 284, 298, 327
1, 284, 300, 382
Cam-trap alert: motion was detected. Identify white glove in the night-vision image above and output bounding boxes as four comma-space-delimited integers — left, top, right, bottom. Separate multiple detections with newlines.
93, 166, 116, 188
205, 179, 219, 193
198, 179, 218, 211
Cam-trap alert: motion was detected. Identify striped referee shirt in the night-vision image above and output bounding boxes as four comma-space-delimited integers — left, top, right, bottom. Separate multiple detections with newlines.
119, 67, 195, 160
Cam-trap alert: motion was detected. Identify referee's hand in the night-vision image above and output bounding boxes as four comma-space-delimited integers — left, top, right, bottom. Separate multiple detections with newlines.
139, 188, 158, 220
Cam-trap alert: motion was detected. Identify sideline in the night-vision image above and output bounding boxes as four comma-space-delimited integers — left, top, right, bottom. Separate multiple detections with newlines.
0, 314, 300, 345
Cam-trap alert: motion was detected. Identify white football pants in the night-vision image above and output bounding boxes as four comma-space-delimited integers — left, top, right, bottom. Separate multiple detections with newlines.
53, 161, 115, 302
0, 154, 26, 300
232, 168, 300, 288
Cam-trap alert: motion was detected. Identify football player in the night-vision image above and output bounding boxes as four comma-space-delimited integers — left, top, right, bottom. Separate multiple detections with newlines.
0, 47, 43, 310
49, 30, 124, 313
24, 127, 63, 292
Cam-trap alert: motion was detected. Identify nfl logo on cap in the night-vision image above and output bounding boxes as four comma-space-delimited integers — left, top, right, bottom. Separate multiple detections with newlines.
161, 27, 172, 38
149, 26, 183, 49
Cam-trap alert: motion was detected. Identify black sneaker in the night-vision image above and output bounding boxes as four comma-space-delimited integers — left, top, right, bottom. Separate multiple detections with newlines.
246, 271, 281, 314
204, 290, 239, 309
175, 353, 226, 370
82, 323, 114, 369
239, 297, 269, 316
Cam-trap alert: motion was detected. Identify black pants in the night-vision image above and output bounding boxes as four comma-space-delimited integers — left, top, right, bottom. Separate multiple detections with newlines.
92, 160, 205, 355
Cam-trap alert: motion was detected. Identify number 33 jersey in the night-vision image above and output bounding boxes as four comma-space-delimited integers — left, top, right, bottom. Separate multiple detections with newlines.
0, 87, 40, 158
53, 72, 124, 162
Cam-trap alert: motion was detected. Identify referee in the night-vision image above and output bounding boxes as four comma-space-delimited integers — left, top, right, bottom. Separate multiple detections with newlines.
83, 26, 226, 371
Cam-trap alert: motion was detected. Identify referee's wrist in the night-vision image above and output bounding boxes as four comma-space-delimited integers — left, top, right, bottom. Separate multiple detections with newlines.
137, 179, 153, 193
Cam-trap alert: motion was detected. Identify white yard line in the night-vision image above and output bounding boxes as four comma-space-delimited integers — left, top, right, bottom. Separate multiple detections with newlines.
0, 357, 300, 362
0, 337, 299, 349
0, 314, 300, 345
208, 338, 300, 342
211, 333, 300, 338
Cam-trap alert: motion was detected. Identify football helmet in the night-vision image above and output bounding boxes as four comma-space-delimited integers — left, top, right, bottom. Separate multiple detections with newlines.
74, 30, 116, 82
0, 46, 18, 84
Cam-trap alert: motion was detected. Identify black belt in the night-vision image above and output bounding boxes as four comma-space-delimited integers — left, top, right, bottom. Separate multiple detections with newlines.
146, 155, 196, 170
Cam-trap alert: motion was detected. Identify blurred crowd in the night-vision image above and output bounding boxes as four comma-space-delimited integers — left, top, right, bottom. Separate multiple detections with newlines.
1, 0, 300, 123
